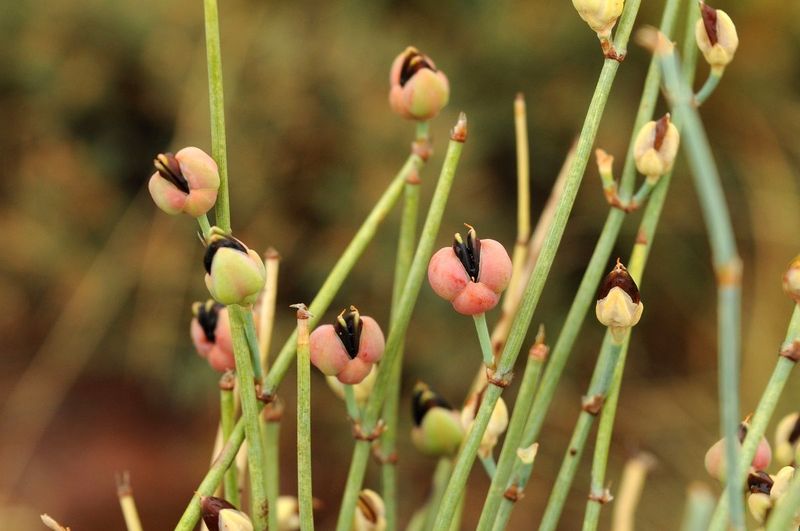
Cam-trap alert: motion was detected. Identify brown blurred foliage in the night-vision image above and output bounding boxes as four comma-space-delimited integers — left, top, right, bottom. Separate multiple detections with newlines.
1, 0, 799, 529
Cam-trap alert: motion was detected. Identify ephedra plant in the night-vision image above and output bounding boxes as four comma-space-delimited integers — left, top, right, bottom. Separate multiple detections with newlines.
38, 0, 800, 530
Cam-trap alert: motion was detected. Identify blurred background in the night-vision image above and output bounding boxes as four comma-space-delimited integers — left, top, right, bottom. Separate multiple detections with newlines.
1, 0, 799, 529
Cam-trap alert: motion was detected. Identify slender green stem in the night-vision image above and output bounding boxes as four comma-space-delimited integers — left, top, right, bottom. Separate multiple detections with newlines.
242, 309, 262, 381
263, 415, 281, 531
655, 31, 744, 530
343, 384, 361, 422
630, 179, 656, 209
507, 93, 531, 301
203, 0, 230, 232
197, 214, 212, 239
582, 335, 631, 531
479, 341, 545, 531
422, 459, 454, 531
382, 131, 425, 531
295, 309, 314, 531
439, 1, 642, 527
680, 483, 716, 531
706, 304, 800, 530
694, 70, 723, 106
227, 304, 267, 529
765, 467, 800, 530
175, 422, 246, 530
491, 444, 539, 531
335, 116, 467, 531
220, 378, 240, 507
262, 155, 418, 396
538, 339, 624, 531
474, 313, 494, 367
480, 456, 497, 479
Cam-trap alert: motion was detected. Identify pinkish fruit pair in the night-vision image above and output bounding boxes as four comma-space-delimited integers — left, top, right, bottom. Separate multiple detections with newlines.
704, 420, 772, 482
190, 300, 235, 372
148, 147, 219, 217
427, 225, 512, 315
309, 307, 385, 385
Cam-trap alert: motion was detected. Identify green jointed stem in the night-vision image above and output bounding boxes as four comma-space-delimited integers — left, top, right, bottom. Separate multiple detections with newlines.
707, 304, 800, 530
442, 0, 643, 527
422, 458, 454, 531
694, 70, 723, 106
474, 313, 495, 367
582, 335, 631, 531
344, 384, 361, 422
296, 313, 315, 530
491, 445, 539, 531
198, 214, 212, 239
680, 485, 716, 531
219, 382, 240, 508
226, 305, 267, 529
203, 0, 230, 232
334, 117, 467, 531
765, 466, 800, 530
382, 126, 425, 531
480, 456, 497, 479
482, 349, 545, 530
263, 155, 418, 396
656, 34, 744, 530
264, 419, 280, 531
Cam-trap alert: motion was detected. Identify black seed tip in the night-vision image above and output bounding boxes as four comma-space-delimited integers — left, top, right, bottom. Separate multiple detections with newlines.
787, 414, 800, 445
597, 259, 640, 303
154, 152, 190, 194
653, 113, 671, 151
453, 225, 481, 282
747, 471, 773, 495
399, 49, 435, 87
334, 306, 362, 359
203, 237, 248, 274
196, 300, 224, 342
412, 382, 453, 426
700, 2, 719, 45
201, 496, 237, 531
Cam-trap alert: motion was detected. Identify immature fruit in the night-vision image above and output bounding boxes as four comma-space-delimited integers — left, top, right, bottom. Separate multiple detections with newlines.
148, 147, 219, 217
633, 114, 680, 182
410, 382, 464, 457
203, 228, 266, 306
427, 225, 512, 315
704, 420, 772, 481
190, 300, 235, 372
389, 47, 450, 121
695, 3, 739, 71
595, 259, 643, 344
309, 307, 385, 385
572, 0, 624, 38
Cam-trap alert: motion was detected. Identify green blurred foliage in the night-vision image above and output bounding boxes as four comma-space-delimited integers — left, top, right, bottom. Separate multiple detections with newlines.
1, 0, 799, 529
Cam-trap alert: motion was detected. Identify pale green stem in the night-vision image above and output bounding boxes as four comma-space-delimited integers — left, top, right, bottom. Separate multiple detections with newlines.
474, 313, 494, 367
491, 447, 538, 531
263, 417, 281, 531
335, 117, 467, 531
175, 422, 246, 530
344, 384, 361, 423
434, 2, 643, 528
480, 456, 497, 479
262, 155, 418, 396
176, 150, 416, 531
656, 32, 744, 530
481, 347, 545, 531
242, 309, 262, 381
765, 468, 800, 530
538, 339, 624, 531
203, 0, 230, 232
507, 93, 531, 301
197, 214, 212, 239
382, 125, 426, 531
629, 178, 656, 209
680, 484, 716, 531
225, 304, 267, 529
422, 458, 454, 531
296, 311, 314, 531
706, 304, 800, 530
695, 69, 723, 106
220, 381, 240, 508
582, 335, 631, 531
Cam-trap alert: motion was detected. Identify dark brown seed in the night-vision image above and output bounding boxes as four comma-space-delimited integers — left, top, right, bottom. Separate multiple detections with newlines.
747, 471, 773, 495
399, 50, 435, 87
701, 2, 719, 46
334, 306, 362, 360
411, 382, 453, 426
653, 114, 670, 151
201, 496, 237, 531
597, 259, 640, 304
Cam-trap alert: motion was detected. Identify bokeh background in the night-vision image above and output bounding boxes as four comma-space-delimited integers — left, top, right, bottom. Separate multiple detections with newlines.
2, 0, 800, 529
